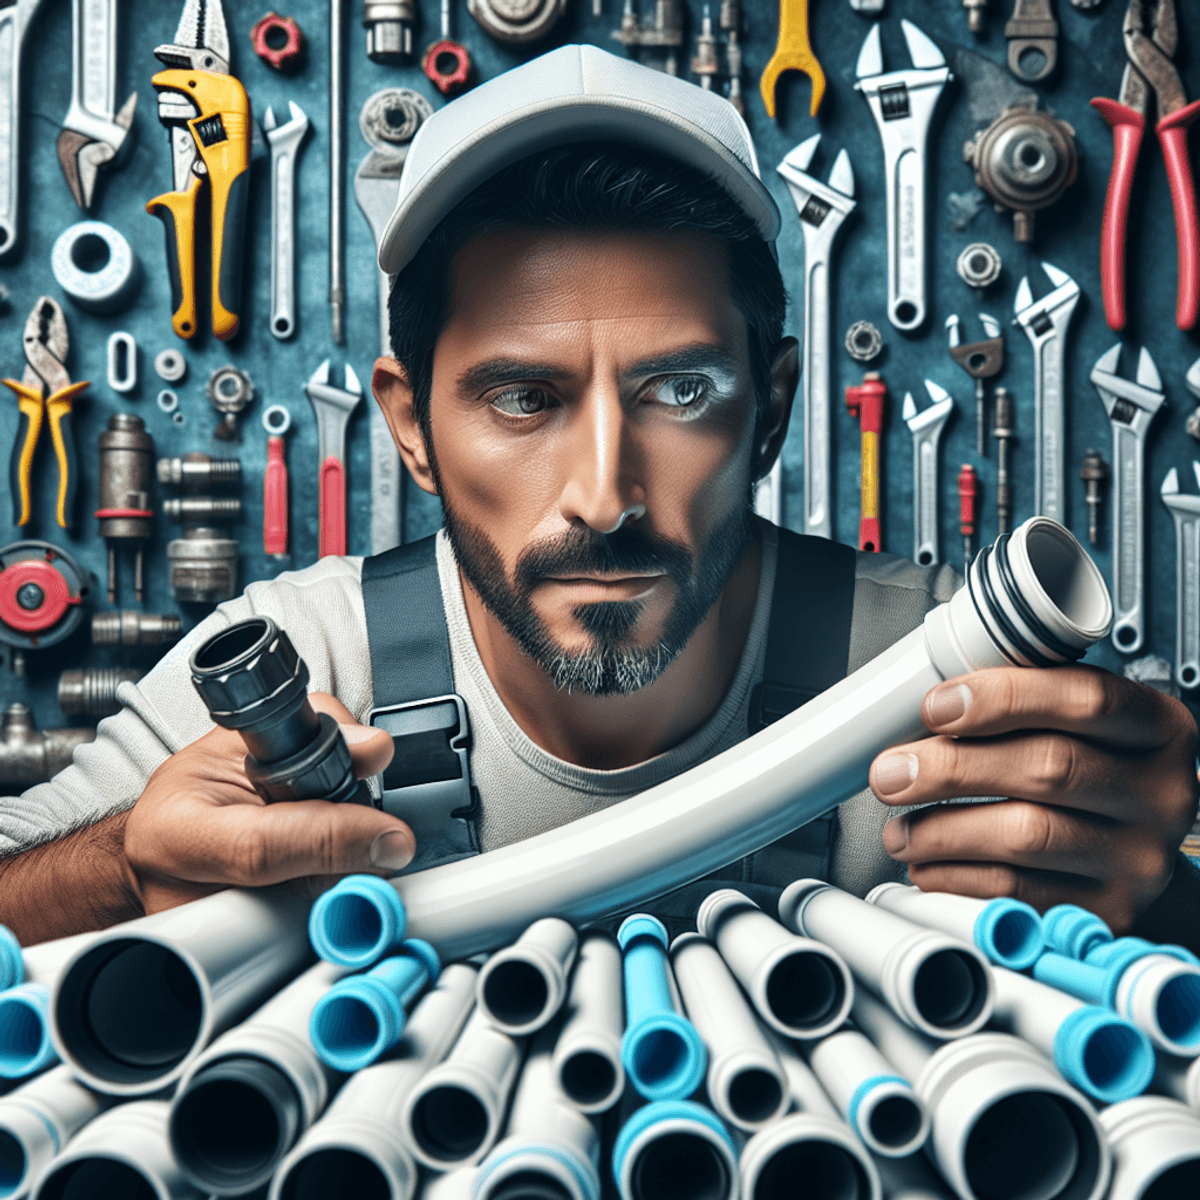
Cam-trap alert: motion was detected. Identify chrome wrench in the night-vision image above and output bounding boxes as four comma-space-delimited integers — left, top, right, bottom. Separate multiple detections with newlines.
305, 360, 363, 559
902, 381, 954, 567
777, 134, 856, 540
1160, 464, 1200, 691
1012, 261, 1079, 524
854, 20, 951, 332
1090, 344, 1165, 655
0, 0, 48, 256
262, 102, 310, 341
354, 87, 433, 553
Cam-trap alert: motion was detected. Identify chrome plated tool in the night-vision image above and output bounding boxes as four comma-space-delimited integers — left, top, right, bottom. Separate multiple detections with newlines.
992, 385, 1015, 534
946, 313, 1003, 456
0, 0, 48, 256
903, 381, 954, 567
1161, 463, 1200, 690
262, 102, 310, 341
305, 361, 362, 559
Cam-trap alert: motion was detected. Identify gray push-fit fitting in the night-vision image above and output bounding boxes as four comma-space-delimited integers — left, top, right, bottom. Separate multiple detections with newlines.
553, 932, 625, 1115
476, 917, 578, 1036
269, 963, 478, 1200
1098, 1096, 1200, 1200
696, 889, 854, 1040
779, 881, 994, 1040
50, 886, 312, 1097
669, 933, 788, 1133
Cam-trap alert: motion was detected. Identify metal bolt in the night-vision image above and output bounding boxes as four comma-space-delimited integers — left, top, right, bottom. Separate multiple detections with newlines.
1080, 450, 1109, 547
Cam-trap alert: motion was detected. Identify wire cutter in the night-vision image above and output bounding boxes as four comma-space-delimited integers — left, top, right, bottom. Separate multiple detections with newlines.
2, 298, 87, 530
1092, 0, 1200, 332
146, 0, 251, 341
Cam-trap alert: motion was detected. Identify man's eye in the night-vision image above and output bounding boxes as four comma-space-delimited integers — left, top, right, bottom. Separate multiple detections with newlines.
652, 377, 710, 408
491, 388, 554, 417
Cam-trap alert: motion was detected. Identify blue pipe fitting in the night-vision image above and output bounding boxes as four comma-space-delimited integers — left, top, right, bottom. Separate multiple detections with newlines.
1042, 905, 1112, 960
1086, 936, 1200, 971
309, 939, 440, 1072
0, 984, 58, 1078
0, 926, 22, 993
612, 1100, 735, 1197
1053, 1005, 1154, 1103
971, 898, 1043, 970
618, 915, 707, 1102
1033, 952, 1108, 1005
308, 875, 407, 968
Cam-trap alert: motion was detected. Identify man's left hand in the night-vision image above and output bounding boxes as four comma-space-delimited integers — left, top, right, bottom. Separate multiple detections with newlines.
869, 664, 1200, 932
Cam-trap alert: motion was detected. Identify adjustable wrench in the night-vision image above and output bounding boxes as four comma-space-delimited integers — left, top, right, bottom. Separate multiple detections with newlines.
56, 0, 138, 211
903, 381, 954, 567
1012, 262, 1079, 524
355, 88, 433, 554
777, 134, 856, 541
1160, 464, 1200, 690
854, 21, 951, 332
946, 313, 1003, 456
305, 361, 363, 559
0, 0, 48, 256
1091, 344, 1165, 655
262, 102, 310, 341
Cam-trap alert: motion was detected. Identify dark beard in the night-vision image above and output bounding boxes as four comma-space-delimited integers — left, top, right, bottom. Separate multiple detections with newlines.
440, 499, 754, 697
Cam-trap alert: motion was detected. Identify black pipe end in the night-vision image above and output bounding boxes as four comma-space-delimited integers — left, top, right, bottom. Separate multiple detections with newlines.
279, 1148, 392, 1200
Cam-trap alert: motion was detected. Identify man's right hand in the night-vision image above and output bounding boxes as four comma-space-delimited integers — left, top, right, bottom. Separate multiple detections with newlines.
124, 692, 413, 914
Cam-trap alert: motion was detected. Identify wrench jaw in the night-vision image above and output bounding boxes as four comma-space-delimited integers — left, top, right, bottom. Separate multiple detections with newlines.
57, 91, 139, 211
904, 383, 954, 566
1161, 466, 1200, 691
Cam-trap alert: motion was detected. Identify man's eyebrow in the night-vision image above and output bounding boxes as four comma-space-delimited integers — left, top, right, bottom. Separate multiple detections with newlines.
457, 359, 567, 394
623, 346, 741, 380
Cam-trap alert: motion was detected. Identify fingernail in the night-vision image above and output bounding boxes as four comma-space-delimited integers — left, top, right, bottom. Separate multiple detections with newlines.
874, 751, 919, 796
927, 683, 971, 726
340, 724, 381, 745
369, 829, 414, 871
883, 817, 909, 854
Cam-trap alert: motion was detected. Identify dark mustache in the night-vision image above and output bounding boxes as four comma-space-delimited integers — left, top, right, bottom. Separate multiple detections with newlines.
515, 523, 693, 594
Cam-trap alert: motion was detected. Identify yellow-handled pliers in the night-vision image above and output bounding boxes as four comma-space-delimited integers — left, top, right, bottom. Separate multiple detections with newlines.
3, 297, 87, 530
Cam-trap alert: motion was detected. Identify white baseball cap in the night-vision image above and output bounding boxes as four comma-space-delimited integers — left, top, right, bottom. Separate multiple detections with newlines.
377, 43, 781, 276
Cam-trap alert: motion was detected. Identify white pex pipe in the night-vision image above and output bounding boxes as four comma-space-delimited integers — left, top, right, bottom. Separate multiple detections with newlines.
386, 520, 1111, 958
865, 883, 1044, 971
851, 988, 1111, 1200
49, 886, 312, 1096
779, 881, 995, 1040
168, 960, 348, 1197
552, 932, 625, 1115
399, 1003, 526, 1170
1098, 1096, 1200, 1200
696, 889, 854, 1041
872, 1154, 955, 1200
1155, 1050, 1200, 1110
670, 933, 788, 1133
476, 918, 578, 1037
612, 1100, 738, 1200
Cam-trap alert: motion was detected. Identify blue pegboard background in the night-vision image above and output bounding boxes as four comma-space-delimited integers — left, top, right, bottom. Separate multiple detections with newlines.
2, 0, 1199, 731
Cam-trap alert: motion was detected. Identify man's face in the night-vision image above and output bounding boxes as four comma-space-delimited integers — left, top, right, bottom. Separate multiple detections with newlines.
396, 227, 772, 695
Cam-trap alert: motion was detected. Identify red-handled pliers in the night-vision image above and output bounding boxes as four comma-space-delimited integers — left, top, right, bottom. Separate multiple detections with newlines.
1092, 0, 1200, 332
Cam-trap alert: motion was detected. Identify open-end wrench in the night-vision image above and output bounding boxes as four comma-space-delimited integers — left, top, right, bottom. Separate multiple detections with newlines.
0, 0, 48, 256
760, 0, 825, 119
1091, 343, 1165, 655
1160, 464, 1200, 690
777, 135, 856, 541
354, 87, 433, 554
262, 102, 310, 342
946, 313, 1003, 455
1012, 261, 1079, 524
903, 381, 954, 567
56, 0, 138, 211
854, 20, 951, 332
305, 361, 363, 559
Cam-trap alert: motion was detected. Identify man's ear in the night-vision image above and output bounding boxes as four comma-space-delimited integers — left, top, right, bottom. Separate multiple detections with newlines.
754, 337, 799, 478
373, 357, 438, 496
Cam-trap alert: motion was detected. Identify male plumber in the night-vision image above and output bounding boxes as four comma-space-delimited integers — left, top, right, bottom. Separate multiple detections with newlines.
0, 46, 1196, 948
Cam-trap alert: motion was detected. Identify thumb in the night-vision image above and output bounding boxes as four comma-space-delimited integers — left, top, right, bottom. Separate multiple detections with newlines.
307, 691, 394, 779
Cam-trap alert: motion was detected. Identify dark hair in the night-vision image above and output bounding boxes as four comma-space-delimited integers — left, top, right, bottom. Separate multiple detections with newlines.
387, 142, 788, 460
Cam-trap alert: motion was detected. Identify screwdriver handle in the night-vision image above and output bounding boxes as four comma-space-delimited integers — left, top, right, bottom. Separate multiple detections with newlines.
1091, 98, 1144, 334
3, 380, 42, 526
264, 435, 288, 557
846, 374, 886, 554
958, 463, 978, 535
319, 455, 347, 558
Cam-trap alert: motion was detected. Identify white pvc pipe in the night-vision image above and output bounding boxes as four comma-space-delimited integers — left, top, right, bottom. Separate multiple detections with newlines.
386, 520, 1111, 958
1117, 955, 1200, 1057
270, 963, 479, 1200
669, 934, 788, 1133
33, 1100, 205, 1200
696, 889, 853, 1041
1098, 1096, 1200, 1200
779, 881, 994, 1040
612, 1100, 738, 1200
553, 932, 625, 1115
872, 1153, 955, 1200
1155, 1050, 1200, 1110
476, 918, 578, 1037
419, 1168, 480, 1200
865, 883, 1044, 971
50, 886, 312, 1096
169, 960, 347, 1196
400, 1003, 525, 1170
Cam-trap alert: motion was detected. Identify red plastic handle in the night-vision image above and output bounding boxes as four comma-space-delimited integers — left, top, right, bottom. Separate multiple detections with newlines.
264, 435, 288, 558
958, 464, 978, 534
319, 455, 346, 558
1091, 97, 1146, 333
1158, 98, 1200, 331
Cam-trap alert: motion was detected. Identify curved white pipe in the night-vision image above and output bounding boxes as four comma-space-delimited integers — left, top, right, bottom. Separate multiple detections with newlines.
553, 933, 625, 1115
387, 520, 1110, 958
476, 919, 578, 1037
1098, 1096, 1200, 1200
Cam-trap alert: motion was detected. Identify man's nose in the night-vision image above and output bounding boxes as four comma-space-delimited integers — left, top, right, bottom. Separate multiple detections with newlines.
557, 388, 647, 535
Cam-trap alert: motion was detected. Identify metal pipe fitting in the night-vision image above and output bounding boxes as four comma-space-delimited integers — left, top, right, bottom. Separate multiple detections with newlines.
163, 496, 242, 523
56, 667, 143, 717
96, 413, 153, 604
156, 452, 242, 491
476, 917, 577, 1036
91, 610, 182, 648
0, 704, 93, 791
364, 0, 418, 62
166, 526, 238, 604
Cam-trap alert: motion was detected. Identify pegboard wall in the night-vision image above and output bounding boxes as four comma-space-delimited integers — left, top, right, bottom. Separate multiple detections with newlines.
2, 0, 1199, 735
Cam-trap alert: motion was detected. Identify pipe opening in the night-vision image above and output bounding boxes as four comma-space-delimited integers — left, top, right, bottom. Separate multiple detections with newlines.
192, 618, 270, 671
1081, 1022, 1147, 1095
912, 950, 988, 1031
964, 1092, 1100, 1200
866, 1095, 922, 1150
37, 1158, 157, 1200
1021, 525, 1109, 635
489, 1169, 573, 1200
765, 953, 844, 1032
483, 960, 549, 1028
988, 910, 1042, 967
0, 994, 46, 1076
629, 1027, 692, 1093
319, 894, 385, 962
728, 1069, 783, 1125
630, 1132, 729, 1200
752, 1141, 867, 1200
279, 1148, 391, 1200
1157, 974, 1200, 1048
411, 1085, 489, 1161
560, 1050, 617, 1106
312, 994, 381, 1060
1143, 1160, 1200, 1200
0, 1131, 25, 1196
55, 940, 202, 1084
